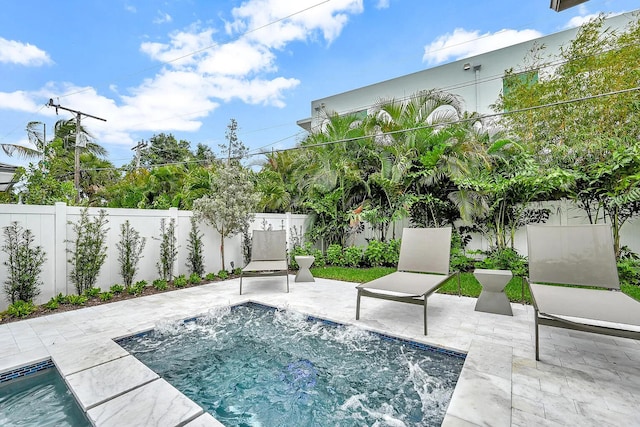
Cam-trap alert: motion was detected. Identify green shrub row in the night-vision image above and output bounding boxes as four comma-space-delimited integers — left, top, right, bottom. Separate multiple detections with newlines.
0, 270, 237, 321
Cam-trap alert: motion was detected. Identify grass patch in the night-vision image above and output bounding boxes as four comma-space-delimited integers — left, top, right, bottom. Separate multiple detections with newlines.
621, 284, 640, 301
311, 267, 533, 303
311, 266, 640, 304
310, 266, 395, 283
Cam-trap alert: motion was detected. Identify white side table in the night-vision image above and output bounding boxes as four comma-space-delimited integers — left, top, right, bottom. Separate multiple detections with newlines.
295, 256, 315, 282
473, 269, 513, 316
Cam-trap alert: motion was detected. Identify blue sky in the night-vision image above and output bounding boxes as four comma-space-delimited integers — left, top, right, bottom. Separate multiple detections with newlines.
0, 0, 637, 167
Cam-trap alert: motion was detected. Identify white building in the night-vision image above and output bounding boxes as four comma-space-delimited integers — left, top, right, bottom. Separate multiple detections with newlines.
297, 11, 637, 133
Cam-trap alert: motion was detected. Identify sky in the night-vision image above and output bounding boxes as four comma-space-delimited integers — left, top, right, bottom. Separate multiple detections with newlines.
0, 0, 637, 168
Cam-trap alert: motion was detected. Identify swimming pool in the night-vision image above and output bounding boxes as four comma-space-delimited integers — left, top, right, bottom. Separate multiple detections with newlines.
119, 303, 465, 426
0, 362, 90, 427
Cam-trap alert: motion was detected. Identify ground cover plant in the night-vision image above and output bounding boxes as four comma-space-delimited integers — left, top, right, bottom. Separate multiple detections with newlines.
0, 271, 242, 324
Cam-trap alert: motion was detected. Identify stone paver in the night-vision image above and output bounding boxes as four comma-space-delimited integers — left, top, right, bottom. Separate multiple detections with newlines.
0, 276, 639, 426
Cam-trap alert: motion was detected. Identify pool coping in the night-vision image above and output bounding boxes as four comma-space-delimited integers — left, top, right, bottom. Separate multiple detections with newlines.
2, 297, 512, 427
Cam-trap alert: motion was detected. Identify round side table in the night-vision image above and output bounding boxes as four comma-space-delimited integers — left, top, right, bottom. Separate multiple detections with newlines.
295, 256, 315, 282
473, 269, 513, 316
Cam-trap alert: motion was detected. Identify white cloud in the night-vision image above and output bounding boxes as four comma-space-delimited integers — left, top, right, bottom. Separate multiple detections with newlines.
562, 11, 622, 29
197, 39, 277, 76
0, 90, 44, 111
1, 1, 365, 149
0, 38, 52, 66
153, 11, 173, 24
227, 0, 364, 48
124, 4, 136, 13
423, 28, 543, 65
140, 28, 216, 67
376, 0, 390, 9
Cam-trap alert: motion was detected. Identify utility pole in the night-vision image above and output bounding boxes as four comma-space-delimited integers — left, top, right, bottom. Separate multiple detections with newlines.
47, 99, 106, 202
131, 141, 148, 169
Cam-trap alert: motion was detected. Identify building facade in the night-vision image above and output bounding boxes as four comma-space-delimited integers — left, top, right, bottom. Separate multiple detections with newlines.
297, 11, 637, 133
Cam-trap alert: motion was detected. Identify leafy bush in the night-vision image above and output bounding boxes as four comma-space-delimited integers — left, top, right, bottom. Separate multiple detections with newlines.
217, 270, 229, 280
478, 248, 528, 276
66, 294, 88, 305
7, 300, 36, 318
233, 267, 242, 276
383, 239, 400, 266
110, 284, 125, 294
343, 246, 363, 267
189, 273, 201, 284
84, 287, 101, 298
116, 220, 146, 288
290, 244, 322, 268
152, 278, 168, 290
173, 275, 188, 288
99, 291, 114, 301
617, 259, 640, 287
289, 242, 324, 268
450, 231, 475, 272
128, 280, 147, 295
2, 222, 46, 304
326, 244, 344, 266
67, 209, 109, 295
45, 297, 59, 310
205, 272, 216, 281
450, 253, 476, 272
364, 240, 386, 267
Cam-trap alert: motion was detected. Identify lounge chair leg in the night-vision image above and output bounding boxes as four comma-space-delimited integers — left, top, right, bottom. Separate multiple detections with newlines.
239, 275, 243, 295
286, 272, 290, 293
356, 289, 361, 320
535, 309, 540, 361
423, 298, 428, 335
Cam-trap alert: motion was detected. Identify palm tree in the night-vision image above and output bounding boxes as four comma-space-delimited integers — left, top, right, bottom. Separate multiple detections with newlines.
1, 121, 47, 160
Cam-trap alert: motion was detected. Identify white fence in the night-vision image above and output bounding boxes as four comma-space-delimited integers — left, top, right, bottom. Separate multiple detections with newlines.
2, 199, 639, 310
0, 203, 312, 310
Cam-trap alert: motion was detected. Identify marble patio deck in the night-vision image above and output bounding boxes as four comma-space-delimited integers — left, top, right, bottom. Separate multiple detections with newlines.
1, 276, 639, 426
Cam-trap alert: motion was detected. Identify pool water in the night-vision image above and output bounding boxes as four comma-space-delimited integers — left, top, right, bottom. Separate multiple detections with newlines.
119, 304, 465, 426
0, 368, 90, 427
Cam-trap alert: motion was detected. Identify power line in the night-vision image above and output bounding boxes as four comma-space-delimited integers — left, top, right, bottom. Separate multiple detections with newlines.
65, 83, 640, 174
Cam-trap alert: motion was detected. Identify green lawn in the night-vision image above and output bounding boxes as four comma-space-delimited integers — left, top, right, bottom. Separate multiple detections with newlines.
310, 267, 637, 304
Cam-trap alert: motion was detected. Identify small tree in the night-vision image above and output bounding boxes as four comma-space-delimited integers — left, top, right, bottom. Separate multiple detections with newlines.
116, 220, 146, 288
67, 209, 109, 295
2, 222, 46, 303
156, 218, 178, 281
186, 217, 204, 276
193, 163, 260, 271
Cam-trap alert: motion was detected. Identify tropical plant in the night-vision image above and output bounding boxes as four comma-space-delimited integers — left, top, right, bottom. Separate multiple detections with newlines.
155, 218, 178, 281
84, 287, 101, 298
186, 217, 205, 276
99, 291, 114, 301
67, 209, 109, 295
152, 278, 168, 290
116, 220, 146, 288
1, 222, 46, 304
66, 294, 88, 305
494, 15, 640, 255
173, 274, 188, 288
110, 284, 125, 294
7, 300, 37, 318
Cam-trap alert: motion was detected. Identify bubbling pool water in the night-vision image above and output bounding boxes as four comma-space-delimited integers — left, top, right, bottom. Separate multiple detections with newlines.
118, 303, 464, 427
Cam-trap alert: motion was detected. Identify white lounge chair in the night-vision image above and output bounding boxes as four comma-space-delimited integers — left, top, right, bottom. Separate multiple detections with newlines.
527, 224, 640, 360
240, 230, 289, 294
355, 227, 459, 335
